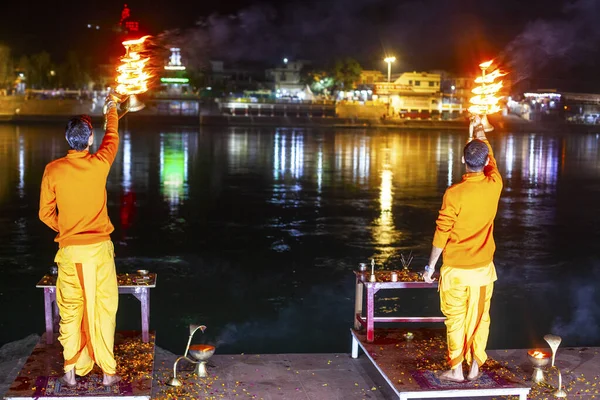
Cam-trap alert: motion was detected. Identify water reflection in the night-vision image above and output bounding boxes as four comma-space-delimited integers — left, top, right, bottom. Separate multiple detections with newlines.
271, 129, 305, 181
159, 133, 190, 213
122, 132, 131, 192
372, 147, 398, 262
2, 124, 600, 353
18, 128, 24, 198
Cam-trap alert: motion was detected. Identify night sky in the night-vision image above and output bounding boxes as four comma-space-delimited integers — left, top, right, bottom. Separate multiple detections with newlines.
2, 0, 599, 90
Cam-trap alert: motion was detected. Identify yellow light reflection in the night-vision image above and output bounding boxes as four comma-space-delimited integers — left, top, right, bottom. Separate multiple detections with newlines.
371, 148, 399, 262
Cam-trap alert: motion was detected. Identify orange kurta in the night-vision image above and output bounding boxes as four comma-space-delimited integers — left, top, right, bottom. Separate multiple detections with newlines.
432, 140, 503, 269
432, 138, 503, 368
39, 108, 120, 376
39, 108, 119, 247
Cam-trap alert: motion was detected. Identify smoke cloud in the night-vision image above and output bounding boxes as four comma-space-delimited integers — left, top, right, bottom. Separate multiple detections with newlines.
160, 0, 499, 71
503, 0, 600, 87
550, 266, 600, 345
157, 0, 600, 89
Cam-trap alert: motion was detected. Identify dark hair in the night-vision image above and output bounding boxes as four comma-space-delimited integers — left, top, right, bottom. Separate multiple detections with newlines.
65, 115, 93, 151
463, 139, 489, 171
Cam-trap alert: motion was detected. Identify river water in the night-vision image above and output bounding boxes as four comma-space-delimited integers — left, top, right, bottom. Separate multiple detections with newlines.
1, 123, 599, 354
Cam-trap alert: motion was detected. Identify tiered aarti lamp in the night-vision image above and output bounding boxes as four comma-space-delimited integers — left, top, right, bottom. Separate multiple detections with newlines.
468, 60, 506, 135
167, 324, 216, 386
105, 35, 152, 127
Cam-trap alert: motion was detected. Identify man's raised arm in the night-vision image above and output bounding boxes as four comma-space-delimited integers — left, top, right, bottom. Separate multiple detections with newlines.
95, 101, 119, 165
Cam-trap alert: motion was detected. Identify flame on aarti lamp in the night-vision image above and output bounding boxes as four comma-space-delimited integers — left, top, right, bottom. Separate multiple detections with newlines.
468, 60, 506, 115
530, 350, 548, 359
115, 35, 152, 95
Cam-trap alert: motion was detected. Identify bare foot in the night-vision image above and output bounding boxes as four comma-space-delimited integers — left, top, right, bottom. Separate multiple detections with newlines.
467, 360, 480, 381
439, 367, 465, 383
60, 369, 77, 387
102, 374, 122, 386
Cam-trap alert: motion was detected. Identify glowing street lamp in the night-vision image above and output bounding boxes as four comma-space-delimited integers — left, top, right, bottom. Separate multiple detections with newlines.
384, 56, 396, 83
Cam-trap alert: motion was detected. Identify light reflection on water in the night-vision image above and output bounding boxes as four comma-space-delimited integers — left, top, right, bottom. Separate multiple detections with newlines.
0, 125, 599, 354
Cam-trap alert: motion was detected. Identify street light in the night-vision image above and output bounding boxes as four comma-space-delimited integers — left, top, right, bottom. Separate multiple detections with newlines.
384, 56, 396, 83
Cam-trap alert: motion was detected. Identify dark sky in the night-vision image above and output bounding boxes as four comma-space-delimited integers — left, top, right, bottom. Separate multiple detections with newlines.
2, 0, 599, 90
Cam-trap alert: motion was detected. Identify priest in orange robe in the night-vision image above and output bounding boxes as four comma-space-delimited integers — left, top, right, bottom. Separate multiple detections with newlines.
423, 117, 503, 382
39, 96, 123, 387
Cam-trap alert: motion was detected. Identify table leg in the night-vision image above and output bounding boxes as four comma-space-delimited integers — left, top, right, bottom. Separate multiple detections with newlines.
52, 291, 59, 329
351, 334, 359, 359
354, 278, 363, 330
140, 289, 150, 343
366, 285, 375, 342
43, 288, 54, 344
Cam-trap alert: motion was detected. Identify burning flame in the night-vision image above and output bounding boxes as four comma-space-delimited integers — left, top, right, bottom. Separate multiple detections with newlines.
115, 35, 152, 95
530, 350, 548, 359
468, 60, 506, 116
479, 60, 493, 69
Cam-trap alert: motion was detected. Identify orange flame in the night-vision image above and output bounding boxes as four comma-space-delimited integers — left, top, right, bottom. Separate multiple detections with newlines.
115, 35, 152, 95
479, 60, 493, 69
468, 60, 506, 115
529, 350, 549, 359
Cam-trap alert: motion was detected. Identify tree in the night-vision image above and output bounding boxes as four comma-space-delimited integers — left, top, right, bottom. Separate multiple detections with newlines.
299, 65, 333, 96
58, 51, 90, 89
0, 44, 14, 92
29, 52, 52, 89
331, 57, 362, 91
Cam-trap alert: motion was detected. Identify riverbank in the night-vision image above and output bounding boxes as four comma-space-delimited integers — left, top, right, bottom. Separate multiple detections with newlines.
3, 96, 600, 132
5, 113, 600, 134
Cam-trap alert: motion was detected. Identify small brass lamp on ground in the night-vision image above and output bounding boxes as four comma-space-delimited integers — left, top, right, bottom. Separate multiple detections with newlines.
167, 324, 216, 386
527, 349, 550, 384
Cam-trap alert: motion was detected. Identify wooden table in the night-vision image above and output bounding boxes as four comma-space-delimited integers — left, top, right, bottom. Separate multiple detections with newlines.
354, 270, 444, 342
36, 273, 157, 344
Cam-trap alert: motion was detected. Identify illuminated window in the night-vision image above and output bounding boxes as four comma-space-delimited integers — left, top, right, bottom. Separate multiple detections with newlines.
429, 81, 435, 87
415, 81, 421, 86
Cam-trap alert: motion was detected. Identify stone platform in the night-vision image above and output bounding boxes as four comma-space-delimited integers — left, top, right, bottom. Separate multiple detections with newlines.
351, 328, 531, 400
2, 331, 600, 399
3, 331, 154, 399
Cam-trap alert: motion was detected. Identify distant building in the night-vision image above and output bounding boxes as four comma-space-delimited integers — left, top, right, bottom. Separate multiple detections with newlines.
265, 59, 308, 98
357, 70, 385, 87
158, 48, 192, 95
203, 60, 266, 96
511, 90, 600, 123
374, 71, 443, 119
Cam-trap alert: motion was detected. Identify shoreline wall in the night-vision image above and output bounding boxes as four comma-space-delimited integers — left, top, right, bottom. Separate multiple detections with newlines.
2, 97, 600, 133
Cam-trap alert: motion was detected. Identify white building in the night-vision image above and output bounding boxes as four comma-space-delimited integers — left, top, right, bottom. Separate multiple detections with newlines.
374, 71, 443, 118
265, 59, 307, 98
